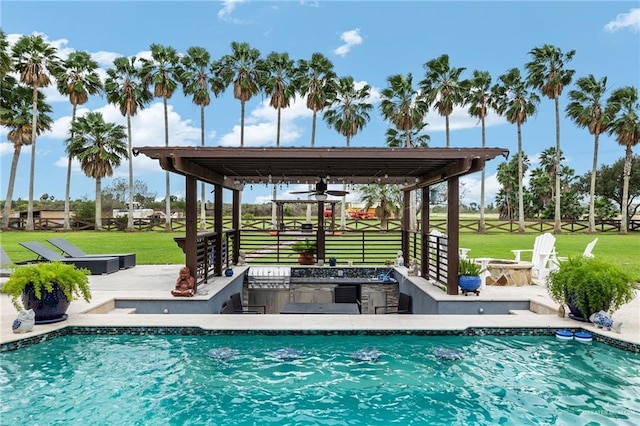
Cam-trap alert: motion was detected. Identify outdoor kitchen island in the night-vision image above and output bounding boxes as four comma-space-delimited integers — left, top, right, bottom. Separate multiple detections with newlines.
246, 267, 400, 314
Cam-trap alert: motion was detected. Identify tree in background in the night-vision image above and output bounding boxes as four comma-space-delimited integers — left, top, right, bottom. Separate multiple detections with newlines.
492, 68, 539, 232
607, 86, 640, 234
462, 70, 497, 233
10, 34, 61, 231
419, 54, 466, 147
324, 76, 373, 227
526, 44, 576, 233
0, 78, 53, 230
262, 51, 297, 227
495, 154, 529, 220
180, 46, 226, 230
215, 41, 263, 147
105, 56, 152, 230
140, 44, 181, 231
358, 184, 402, 231
565, 75, 612, 233
57, 51, 103, 230
379, 72, 428, 231
67, 112, 128, 230
296, 53, 337, 222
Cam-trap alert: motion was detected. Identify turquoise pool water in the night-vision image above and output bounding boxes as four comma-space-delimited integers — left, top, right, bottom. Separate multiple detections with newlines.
1, 334, 639, 425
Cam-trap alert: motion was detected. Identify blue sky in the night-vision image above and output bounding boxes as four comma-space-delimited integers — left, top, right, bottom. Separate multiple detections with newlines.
1, 0, 639, 208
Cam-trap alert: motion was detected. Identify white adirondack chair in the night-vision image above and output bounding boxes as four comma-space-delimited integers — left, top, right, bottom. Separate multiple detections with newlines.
511, 233, 557, 281
553, 237, 599, 264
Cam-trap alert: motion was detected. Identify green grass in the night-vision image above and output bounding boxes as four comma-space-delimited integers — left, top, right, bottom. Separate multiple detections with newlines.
1, 230, 638, 281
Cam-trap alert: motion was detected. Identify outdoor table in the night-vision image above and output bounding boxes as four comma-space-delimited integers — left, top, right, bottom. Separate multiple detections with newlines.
280, 303, 360, 314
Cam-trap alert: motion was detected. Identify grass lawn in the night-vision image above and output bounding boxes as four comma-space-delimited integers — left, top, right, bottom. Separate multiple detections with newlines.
1, 230, 638, 281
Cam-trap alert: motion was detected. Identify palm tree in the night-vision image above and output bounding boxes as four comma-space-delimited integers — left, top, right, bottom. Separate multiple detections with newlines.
0, 29, 11, 77
492, 68, 539, 233
607, 86, 640, 234
385, 126, 430, 147
296, 53, 337, 147
67, 112, 128, 230
324, 76, 373, 227
379, 72, 428, 230
180, 46, 225, 230
10, 34, 61, 231
140, 44, 181, 231
57, 51, 103, 230
565, 75, 610, 233
358, 184, 402, 230
462, 70, 496, 233
105, 56, 152, 230
419, 54, 466, 147
526, 44, 576, 233
262, 51, 297, 227
214, 41, 263, 147
1, 77, 53, 229
296, 52, 337, 221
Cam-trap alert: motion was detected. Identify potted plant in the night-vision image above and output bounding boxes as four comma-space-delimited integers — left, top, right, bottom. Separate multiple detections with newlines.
458, 258, 484, 296
1, 262, 91, 324
546, 257, 635, 322
290, 238, 317, 265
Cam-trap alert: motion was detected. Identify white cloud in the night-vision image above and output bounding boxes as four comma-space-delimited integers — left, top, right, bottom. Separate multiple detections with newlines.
604, 8, 640, 33
332, 29, 363, 57
460, 172, 501, 207
0, 142, 15, 157
218, 0, 248, 23
218, 95, 310, 147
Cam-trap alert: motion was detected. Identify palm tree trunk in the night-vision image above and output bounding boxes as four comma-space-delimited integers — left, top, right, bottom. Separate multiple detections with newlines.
445, 115, 450, 147
311, 111, 317, 147
1, 145, 22, 230
588, 133, 600, 233
126, 114, 134, 231
479, 116, 486, 233
620, 146, 632, 234
199, 105, 206, 230
64, 105, 78, 231
554, 97, 562, 233
517, 124, 525, 233
95, 177, 102, 230
164, 97, 172, 232
26, 86, 39, 231
240, 100, 246, 147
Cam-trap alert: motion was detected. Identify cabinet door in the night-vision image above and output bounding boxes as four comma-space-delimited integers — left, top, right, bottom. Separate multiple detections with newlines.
368, 291, 387, 315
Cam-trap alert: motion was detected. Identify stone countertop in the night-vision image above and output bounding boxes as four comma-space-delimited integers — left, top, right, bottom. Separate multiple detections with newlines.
290, 277, 397, 285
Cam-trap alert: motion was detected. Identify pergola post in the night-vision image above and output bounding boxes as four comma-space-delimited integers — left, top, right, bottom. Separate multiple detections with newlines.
446, 177, 460, 295
185, 175, 198, 288
402, 190, 410, 263
232, 189, 240, 264
316, 200, 325, 262
421, 186, 430, 279
213, 184, 223, 276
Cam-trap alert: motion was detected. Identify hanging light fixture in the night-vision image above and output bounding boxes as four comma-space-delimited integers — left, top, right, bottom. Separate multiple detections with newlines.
315, 193, 328, 201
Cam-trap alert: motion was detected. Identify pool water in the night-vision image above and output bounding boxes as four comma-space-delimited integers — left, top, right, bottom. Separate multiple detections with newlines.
1, 334, 639, 425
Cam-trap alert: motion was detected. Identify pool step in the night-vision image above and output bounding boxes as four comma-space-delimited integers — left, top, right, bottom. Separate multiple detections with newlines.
509, 309, 537, 315
108, 308, 137, 315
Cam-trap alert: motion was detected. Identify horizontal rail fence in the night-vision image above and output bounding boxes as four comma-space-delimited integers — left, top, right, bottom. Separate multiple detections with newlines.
427, 233, 448, 285
239, 230, 402, 265
5, 217, 639, 233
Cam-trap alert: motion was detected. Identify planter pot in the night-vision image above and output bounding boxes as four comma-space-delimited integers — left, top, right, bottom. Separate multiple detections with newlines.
458, 275, 481, 296
297, 254, 315, 265
21, 283, 71, 324
567, 292, 608, 322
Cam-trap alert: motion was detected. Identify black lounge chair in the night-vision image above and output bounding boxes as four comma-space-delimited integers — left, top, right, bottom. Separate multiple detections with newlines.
230, 292, 265, 314
47, 237, 135, 269
375, 292, 412, 314
19, 241, 119, 275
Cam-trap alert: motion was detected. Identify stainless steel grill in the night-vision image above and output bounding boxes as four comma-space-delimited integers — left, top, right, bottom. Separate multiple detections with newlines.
247, 266, 291, 289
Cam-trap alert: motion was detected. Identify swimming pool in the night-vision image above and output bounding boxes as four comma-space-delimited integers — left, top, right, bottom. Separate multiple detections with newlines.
1, 334, 639, 425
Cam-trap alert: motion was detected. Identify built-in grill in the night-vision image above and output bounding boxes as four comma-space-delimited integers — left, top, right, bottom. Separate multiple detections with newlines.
247, 266, 291, 289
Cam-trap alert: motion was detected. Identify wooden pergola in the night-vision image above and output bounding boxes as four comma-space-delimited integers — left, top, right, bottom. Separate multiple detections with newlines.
134, 147, 508, 295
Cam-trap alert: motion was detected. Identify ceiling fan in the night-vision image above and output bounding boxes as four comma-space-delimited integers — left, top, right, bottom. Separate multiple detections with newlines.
290, 177, 349, 199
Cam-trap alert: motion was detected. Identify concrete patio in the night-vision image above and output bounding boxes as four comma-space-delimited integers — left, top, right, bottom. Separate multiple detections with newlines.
1, 265, 638, 350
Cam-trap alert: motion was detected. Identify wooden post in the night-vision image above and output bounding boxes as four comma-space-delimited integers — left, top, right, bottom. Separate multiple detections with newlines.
447, 177, 460, 295
421, 186, 430, 279
185, 175, 198, 289
232, 189, 240, 264
214, 184, 223, 276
